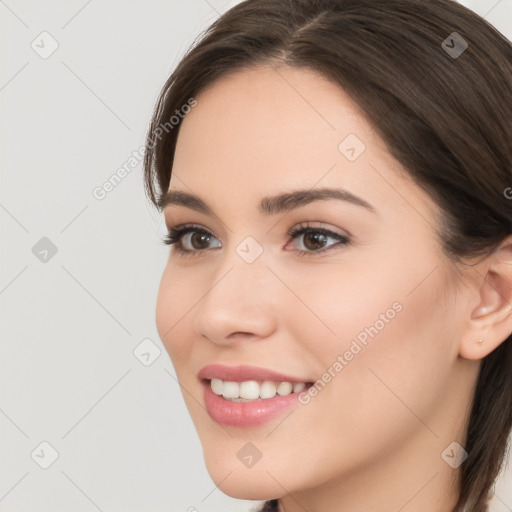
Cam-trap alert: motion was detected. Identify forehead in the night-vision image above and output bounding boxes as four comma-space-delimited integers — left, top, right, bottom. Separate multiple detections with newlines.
175, 64, 370, 160
173, 65, 371, 187
170, 64, 440, 230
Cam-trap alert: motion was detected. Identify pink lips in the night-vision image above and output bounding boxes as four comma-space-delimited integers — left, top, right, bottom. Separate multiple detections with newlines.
199, 364, 311, 428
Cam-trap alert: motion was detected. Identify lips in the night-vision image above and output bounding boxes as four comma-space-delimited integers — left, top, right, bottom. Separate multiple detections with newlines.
198, 364, 314, 427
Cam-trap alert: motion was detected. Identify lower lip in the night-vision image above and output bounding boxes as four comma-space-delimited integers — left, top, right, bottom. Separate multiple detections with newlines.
202, 380, 305, 428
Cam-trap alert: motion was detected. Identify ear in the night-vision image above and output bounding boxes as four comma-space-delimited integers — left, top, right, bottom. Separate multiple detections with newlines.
459, 235, 512, 360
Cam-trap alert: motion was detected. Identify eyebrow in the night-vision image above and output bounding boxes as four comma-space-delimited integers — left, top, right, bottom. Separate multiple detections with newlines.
158, 187, 377, 216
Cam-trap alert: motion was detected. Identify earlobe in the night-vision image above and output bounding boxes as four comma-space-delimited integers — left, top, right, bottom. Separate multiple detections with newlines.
459, 236, 512, 361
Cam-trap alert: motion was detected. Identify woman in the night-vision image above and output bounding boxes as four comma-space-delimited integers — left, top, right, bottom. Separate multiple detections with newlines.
143, 1, 512, 510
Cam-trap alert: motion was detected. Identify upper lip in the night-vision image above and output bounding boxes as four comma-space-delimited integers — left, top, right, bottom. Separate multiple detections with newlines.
198, 364, 311, 383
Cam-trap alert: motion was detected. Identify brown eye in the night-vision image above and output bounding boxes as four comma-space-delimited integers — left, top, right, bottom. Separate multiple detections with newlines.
287, 223, 351, 257
302, 231, 329, 251
188, 232, 213, 250
163, 224, 221, 256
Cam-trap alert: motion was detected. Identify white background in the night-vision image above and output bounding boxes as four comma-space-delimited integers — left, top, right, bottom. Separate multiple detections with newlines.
1, 1, 511, 511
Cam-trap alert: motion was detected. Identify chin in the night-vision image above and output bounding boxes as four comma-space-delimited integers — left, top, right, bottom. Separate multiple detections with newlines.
207, 466, 282, 501
201, 448, 285, 500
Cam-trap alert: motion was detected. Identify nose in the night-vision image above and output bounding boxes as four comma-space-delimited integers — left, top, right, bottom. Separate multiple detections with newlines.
192, 245, 278, 347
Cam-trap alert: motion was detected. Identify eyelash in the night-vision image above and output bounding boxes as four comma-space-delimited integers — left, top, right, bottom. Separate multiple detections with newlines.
162, 222, 351, 258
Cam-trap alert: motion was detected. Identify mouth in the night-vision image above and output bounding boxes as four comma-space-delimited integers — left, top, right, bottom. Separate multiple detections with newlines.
198, 365, 315, 427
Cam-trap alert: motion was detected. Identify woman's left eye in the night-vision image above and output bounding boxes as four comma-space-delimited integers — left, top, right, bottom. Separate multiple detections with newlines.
287, 223, 351, 256
162, 222, 351, 257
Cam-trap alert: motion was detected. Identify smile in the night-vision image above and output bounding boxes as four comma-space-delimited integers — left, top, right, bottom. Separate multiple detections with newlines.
198, 364, 314, 427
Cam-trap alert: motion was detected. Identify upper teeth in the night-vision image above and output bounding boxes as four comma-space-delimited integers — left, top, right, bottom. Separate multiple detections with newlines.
210, 379, 307, 401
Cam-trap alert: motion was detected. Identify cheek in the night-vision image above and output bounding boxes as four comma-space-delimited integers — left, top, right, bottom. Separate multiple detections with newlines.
273, 287, 453, 493
288, 256, 454, 430
155, 266, 198, 364
323, 274, 453, 438
273, 258, 406, 369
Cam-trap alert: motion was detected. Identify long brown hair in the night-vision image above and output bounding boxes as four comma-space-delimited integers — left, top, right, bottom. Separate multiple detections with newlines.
143, 1, 512, 510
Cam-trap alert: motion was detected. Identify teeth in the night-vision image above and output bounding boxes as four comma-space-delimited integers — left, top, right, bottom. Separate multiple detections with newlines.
221, 381, 239, 399
292, 382, 306, 393
276, 382, 293, 396
210, 378, 309, 401
211, 378, 224, 395
260, 381, 277, 399
239, 380, 260, 400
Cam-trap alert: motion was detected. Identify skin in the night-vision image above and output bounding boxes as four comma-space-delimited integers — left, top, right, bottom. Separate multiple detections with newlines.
155, 64, 512, 512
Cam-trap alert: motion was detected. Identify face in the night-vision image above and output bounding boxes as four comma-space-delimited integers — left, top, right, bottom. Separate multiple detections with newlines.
156, 64, 471, 502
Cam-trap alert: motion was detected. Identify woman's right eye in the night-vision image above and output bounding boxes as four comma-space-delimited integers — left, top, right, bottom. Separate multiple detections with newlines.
163, 224, 221, 257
